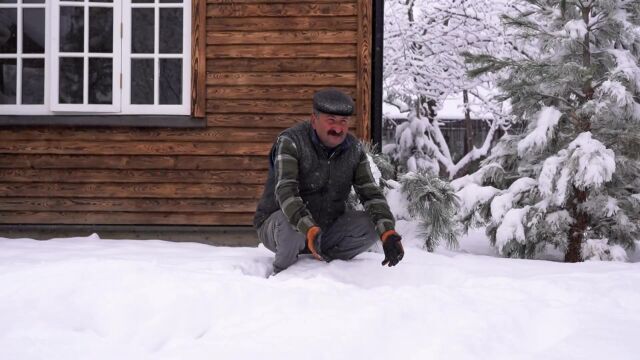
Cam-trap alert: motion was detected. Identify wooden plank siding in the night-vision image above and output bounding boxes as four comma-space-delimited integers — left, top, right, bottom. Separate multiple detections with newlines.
0, 0, 372, 227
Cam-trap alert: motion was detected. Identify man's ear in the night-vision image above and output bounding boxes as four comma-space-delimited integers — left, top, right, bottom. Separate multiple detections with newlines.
310, 112, 317, 127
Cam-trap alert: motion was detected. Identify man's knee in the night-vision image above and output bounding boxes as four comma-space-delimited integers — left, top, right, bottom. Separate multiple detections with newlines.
259, 211, 306, 270
342, 211, 378, 238
273, 236, 306, 271
323, 211, 379, 260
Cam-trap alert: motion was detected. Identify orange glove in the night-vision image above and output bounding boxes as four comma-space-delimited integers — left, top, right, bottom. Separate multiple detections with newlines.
306, 226, 324, 261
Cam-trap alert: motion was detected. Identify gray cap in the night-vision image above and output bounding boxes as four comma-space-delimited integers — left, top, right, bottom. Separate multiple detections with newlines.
312, 88, 354, 116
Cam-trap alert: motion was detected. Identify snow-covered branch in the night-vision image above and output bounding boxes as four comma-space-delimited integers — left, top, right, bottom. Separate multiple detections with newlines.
384, 0, 517, 178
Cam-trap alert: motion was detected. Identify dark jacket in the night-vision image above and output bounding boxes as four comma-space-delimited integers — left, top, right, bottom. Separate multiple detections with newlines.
253, 121, 395, 236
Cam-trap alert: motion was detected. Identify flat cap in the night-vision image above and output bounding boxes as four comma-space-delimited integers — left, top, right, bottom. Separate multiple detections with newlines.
313, 88, 354, 116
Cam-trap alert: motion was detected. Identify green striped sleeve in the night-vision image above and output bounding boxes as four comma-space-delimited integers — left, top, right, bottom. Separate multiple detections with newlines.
273, 136, 317, 235
353, 150, 395, 236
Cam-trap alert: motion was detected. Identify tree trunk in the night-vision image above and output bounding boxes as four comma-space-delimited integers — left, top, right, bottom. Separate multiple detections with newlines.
565, 188, 588, 262
463, 90, 474, 154
565, 4, 594, 263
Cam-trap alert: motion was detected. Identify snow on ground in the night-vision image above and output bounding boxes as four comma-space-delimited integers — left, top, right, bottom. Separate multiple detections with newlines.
1, 232, 639, 360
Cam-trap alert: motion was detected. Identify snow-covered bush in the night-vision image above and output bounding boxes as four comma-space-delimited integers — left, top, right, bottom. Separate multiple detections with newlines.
399, 171, 460, 251
354, 146, 460, 252
460, 0, 640, 262
363, 142, 395, 182
581, 238, 628, 262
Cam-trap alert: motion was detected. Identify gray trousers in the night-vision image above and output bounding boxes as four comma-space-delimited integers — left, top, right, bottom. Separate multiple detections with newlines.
257, 210, 379, 271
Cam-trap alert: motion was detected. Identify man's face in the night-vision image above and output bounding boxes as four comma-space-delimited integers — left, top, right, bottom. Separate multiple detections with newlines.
311, 112, 351, 149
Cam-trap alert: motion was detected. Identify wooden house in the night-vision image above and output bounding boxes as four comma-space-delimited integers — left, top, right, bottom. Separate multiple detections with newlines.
0, 0, 384, 242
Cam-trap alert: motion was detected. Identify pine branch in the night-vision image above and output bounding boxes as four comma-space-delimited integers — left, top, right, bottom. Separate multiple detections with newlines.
463, 53, 512, 78
400, 171, 461, 251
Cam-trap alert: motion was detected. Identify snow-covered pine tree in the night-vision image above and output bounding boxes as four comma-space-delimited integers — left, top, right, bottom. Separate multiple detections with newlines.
460, 0, 640, 262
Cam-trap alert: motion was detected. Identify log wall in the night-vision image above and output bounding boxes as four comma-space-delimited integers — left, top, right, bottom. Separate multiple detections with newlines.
0, 0, 371, 226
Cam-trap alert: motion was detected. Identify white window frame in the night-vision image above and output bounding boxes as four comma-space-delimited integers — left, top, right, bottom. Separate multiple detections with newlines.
122, 0, 191, 115
0, 0, 191, 116
0, 0, 50, 115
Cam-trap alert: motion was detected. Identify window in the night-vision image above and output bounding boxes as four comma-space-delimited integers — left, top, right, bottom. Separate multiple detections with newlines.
0, 0, 47, 113
51, 0, 121, 112
0, 0, 190, 115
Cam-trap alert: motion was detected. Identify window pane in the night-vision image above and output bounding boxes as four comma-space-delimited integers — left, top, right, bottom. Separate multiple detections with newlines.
89, 57, 112, 104
132, 0, 154, 3
0, 8, 17, 53
23, 0, 45, 3
59, 57, 83, 104
131, 59, 153, 104
23, 8, 45, 54
89, 7, 113, 53
22, 58, 44, 104
0, 0, 17, 3
90, 0, 113, 2
160, 0, 183, 3
0, 59, 16, 104
159, 59, 181, 105
159, 8, 182, 54
132, 8, 154, 54
60, 7, 84, 53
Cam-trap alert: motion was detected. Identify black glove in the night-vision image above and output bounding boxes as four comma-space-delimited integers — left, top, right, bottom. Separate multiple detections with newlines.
381, 231, 404, 267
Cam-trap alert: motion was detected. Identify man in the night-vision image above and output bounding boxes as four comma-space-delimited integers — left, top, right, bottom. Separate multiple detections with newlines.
253, 88, 404, 273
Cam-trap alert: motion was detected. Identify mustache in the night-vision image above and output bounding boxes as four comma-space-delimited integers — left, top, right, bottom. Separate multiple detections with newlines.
328, 130, 344, 136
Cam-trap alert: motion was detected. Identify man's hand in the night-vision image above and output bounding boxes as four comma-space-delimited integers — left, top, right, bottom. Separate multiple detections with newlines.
306, 226, 329, 262
381, 230, 404, 267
